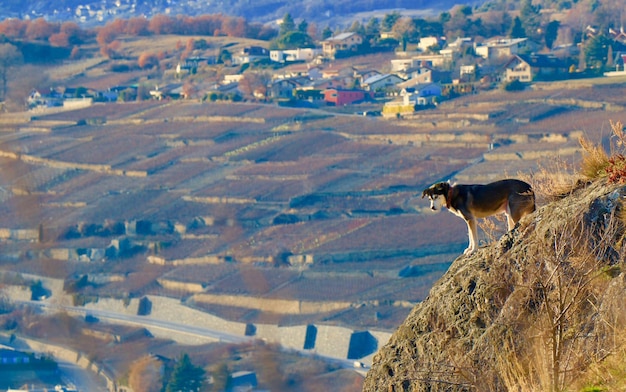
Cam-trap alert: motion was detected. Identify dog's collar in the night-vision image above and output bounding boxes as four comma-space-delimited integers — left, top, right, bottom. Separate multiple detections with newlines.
446, 186, 453, 209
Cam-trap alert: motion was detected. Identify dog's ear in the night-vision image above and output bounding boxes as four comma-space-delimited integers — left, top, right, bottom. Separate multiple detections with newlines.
421, 187, 432, 199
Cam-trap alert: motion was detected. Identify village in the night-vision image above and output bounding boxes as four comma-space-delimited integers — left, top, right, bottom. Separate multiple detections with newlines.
24, 16, 626, 117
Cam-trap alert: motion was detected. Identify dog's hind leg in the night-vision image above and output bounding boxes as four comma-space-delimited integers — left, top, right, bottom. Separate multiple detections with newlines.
505, 207, 516, 231
464, 218, 478, 255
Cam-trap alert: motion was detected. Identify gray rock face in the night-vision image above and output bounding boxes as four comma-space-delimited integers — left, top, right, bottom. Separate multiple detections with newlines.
363, 182, 626, 391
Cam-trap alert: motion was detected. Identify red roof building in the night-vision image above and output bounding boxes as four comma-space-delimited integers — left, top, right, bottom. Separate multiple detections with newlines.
322, 88, 373, 106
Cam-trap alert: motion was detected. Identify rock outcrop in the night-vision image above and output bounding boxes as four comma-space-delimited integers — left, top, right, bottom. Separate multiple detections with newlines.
364, 181, 626, 391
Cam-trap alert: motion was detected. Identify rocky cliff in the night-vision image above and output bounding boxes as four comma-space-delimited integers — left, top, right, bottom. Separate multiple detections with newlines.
363, 180, 626, 391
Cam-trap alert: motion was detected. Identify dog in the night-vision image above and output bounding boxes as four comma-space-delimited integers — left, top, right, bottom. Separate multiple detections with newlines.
421, 179, 535, 255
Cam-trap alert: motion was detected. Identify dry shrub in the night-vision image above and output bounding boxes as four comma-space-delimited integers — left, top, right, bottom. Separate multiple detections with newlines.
128, 355, 163, 392
580, 120, 626, 184
579, 136, 610, 181
516, 160, 580, 205
491, 194, 626, 392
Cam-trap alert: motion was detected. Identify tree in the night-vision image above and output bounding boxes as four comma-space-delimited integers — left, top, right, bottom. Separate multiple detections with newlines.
364, 17, 380, 42
0, 43, 23, 101
209, 362, 231, 391
164, 353, 206, 392
126, 17, 150, 36
60, 22, 84, 45
382, 11, 401, 32
544, 20, 560, 50
509, 16, 526, 38
297, 19, 308, 33
584, 34, 613, 70
129, 355, 162, 392
444, 5, 474, 39
238, 71, 271, 99
519, 0, 542, 41
279, 13, 295, 36
392, 17, 416, 51
322, 26, 333, 40
272, 30, 315, 49
25, 18, 57, 41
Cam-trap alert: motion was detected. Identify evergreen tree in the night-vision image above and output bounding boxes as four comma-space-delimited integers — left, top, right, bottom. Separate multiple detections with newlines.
365, 17, 380, 39
509, 16, 526, 38
347, 21, 365, 35
544, 20, 560, 50
297, 19, 308, 33
519, 0, 541, 40
381, 11, 401, 32
279, 13, 295, 36
164, 353, 206, 392
322, 26, 333, 39
584, 34, 613, 70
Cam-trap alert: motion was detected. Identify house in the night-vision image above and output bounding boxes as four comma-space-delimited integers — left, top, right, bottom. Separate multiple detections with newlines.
475, 38, 528, 60
400, 82, 442, 106
176, 56, 208, 74
362, 74, 404, 92
322, 32, 363, 59
270, 48, 321, 63
390, 58, 431, 72
223, 74, 244, 84
353, 69, 381, 86
322, 88, 373, 106
274, 64, 322, 80
232, 46, 269, 65
418, 36, 443, 52
440, 37, 473, 61
503, 54, 570, 82
391, 54, 447, 71
269, 78, 300, 99
149, 84, 183, 100
0, 348, 31, 365
96, 88, 118, 102
230, 370, 258, 391
311, 76, 353, 90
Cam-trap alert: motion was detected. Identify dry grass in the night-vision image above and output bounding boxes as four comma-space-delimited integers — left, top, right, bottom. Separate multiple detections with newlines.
487, 180, 626, 392
579, 120, 626, 184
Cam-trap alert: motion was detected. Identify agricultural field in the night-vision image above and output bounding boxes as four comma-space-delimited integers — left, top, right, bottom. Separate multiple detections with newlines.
1, 77, 625, 336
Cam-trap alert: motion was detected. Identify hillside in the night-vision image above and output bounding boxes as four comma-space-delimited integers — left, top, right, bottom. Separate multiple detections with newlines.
0, 0, 485, 26
363, 179, 626, 391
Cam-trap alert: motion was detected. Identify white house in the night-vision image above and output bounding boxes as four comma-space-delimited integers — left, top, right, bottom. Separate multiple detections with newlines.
475, 38, 528, 60
362, 74, 404, 91
270, 48, 321, 63
401, 83, 442, 106
418, 36, 442, 52
322, 32, 363, 58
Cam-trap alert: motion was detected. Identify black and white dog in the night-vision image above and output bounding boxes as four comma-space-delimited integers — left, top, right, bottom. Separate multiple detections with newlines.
422, 179, 535, 255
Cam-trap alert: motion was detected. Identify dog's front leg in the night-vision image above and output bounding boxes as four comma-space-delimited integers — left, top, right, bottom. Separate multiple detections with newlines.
464, 218, 478, 255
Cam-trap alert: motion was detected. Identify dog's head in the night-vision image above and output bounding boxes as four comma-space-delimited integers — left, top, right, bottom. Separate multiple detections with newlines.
421, 182, 451, 211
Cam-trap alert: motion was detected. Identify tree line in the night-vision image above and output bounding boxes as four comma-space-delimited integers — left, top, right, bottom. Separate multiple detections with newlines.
0, 0, 623, 60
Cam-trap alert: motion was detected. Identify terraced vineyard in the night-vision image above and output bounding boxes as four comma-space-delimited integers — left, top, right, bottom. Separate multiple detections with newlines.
1, 84, 624, 331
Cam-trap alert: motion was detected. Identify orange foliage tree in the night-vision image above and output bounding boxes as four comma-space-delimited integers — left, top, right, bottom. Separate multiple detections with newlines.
25, 18, 58, 41
138, 52, 159, 69
0, 19, 27, 38
126, 17, 150, 36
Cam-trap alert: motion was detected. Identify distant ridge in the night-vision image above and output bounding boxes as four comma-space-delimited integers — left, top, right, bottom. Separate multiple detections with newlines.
1, 0, 489, 27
